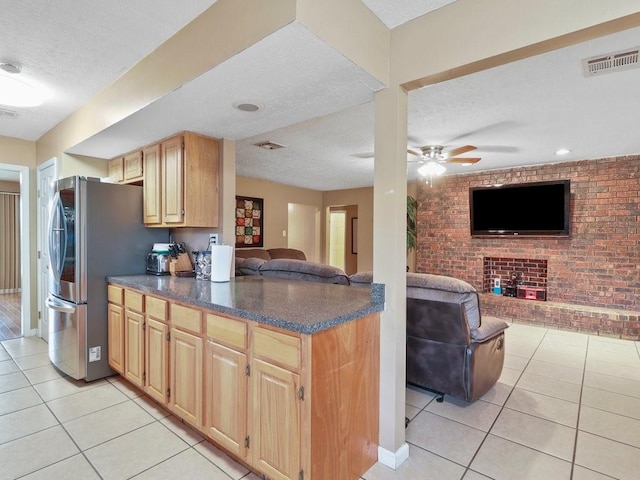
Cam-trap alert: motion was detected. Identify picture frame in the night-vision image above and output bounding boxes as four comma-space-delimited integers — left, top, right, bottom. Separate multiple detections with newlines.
351, 217, 358, 254
235, 196, 264, 248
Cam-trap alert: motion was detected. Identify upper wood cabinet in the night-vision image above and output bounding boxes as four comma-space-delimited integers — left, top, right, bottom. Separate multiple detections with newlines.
123, 150, 144, 182
107, 157, 124, 183
109, 150, 143, 184
143, 132, 220, 228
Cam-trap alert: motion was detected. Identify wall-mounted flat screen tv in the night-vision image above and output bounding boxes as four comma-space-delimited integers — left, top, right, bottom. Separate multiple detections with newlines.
469, 180, 570, 237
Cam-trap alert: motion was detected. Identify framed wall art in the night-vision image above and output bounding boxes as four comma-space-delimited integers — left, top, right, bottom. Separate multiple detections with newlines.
235, 196, 264, 248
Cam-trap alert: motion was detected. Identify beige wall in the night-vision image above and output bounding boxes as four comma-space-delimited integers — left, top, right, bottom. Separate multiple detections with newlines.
0, 181, 20, 193
0, 136, 36, 168
323, 186, 373, 272
236, 176, 323, 250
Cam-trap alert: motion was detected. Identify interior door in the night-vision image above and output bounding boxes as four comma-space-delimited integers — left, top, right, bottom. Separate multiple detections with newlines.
37, 160, 56, 341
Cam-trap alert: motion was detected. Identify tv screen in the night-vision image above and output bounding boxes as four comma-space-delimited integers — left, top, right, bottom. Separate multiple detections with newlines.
469, 180, 570, 237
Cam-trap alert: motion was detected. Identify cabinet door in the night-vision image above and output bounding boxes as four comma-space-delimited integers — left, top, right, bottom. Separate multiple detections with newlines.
108, 157, 124, 183
107, 303, 124, 374
250, 359, 301, 480
124, 150, 143, 181
161, 136, 184, 224
205, 341, 247, 459
145, 317, 169, 404
170, 327, 203, 427
124, 309, 145, 388
143, 144, 161, 225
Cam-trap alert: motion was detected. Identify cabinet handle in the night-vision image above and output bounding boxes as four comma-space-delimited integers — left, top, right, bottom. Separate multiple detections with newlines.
244, 436, 250, 448
245, 364, 250, 377
298, 386, 304, 400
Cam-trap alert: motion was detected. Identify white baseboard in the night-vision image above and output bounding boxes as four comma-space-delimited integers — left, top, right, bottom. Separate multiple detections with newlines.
378, 442, 409, 470
27, 328, 39, 337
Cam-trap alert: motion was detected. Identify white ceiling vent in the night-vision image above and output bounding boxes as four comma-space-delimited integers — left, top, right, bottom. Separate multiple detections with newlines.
0, 107, 19, 119
582, 48, 639, 77
254, 141, 286, 150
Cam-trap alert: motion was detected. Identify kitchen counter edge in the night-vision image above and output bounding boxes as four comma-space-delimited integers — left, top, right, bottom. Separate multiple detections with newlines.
107, 275, 385, 335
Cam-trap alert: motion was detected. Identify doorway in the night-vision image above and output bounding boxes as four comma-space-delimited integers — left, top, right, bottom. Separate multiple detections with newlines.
37, 158, 56, 342
327, 205, 358, 275
0, 163, 32, 340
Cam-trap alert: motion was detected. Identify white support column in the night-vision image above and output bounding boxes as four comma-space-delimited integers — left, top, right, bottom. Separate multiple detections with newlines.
373, 85, 409, 468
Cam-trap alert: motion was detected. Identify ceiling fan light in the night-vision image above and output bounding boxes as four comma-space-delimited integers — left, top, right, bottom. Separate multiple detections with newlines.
0, 75, 45, 107
555, 148, 571, 156
418, 161, 446, 177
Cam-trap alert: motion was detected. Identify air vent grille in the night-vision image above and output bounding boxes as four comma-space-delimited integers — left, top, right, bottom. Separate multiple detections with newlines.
582, 48, 639, 77
254, 141, 286, 150
0, 108, 19, 119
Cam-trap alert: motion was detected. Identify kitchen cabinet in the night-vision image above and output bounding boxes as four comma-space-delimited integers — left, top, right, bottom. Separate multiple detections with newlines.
107, 286, 124, 374
145, 295, 169, 404
107, 281, 380, 480
123, 150, 143, 182
143, 131, 220, 227
205, 314, 248, 459
107, 157, 124, 183
108, 150, 143, 184
251, 358, 301, 480
169, 303, 204, 428
123, 290, 145, 388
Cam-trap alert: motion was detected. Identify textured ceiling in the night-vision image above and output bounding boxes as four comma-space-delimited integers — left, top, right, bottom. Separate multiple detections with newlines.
1, 2, 639, 190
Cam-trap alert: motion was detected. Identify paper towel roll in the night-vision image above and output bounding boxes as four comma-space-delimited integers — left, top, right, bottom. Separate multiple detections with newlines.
210, 245, 233, 282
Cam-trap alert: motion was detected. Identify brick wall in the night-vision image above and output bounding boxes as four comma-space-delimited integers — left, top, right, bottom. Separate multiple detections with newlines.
415, 155, 640, 311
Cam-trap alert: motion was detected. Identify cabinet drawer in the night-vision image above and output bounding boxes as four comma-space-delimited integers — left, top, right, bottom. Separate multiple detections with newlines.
206, 314, 246, 349
253, 327, 301, 370
107, 285, 123, 304
124, 290, 144, 312
171, 304, 203, 334
146, 295, 167, 321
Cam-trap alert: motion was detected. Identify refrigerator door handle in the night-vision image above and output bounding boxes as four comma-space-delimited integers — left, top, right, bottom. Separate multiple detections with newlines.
48, 190, 67, 283
46, 295, 76, 314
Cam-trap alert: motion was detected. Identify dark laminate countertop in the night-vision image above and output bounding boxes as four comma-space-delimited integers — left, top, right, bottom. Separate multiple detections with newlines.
107, 275, 385, 334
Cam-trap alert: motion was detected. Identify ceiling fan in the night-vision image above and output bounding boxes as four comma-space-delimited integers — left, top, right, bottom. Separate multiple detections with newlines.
407, 144, 480, 183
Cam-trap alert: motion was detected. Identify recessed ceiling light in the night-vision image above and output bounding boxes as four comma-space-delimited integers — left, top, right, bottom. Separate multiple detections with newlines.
234, 102, 260, 112
555, 148, 571, 156
0, 62, 21, 74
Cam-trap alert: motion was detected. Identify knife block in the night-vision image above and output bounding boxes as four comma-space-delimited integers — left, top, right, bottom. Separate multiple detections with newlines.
169, 253, 193, 276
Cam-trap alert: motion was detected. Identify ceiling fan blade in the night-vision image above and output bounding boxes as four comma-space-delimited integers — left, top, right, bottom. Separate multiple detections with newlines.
407, 149, 422, 157
446, 157, 481, 164
444, 145, 476, 158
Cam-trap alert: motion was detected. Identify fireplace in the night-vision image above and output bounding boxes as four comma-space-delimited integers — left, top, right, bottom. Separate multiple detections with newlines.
483, 257, 548, 296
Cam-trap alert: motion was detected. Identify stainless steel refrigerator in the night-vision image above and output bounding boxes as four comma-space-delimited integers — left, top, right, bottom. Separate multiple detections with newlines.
47, 176, 168, 381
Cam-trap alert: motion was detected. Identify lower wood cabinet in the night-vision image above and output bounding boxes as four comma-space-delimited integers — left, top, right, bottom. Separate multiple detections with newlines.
145, 317, 168, 404
250, 358, 301, 480
169, 327, 203, 428
107, 284, 380, 480
205, 340, 247, 458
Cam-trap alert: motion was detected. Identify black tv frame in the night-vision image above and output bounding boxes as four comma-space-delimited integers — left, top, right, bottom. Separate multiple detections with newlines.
469, 180, 571, 237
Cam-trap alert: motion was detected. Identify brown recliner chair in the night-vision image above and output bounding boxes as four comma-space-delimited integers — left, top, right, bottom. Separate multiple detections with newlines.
406, 273, 509, 403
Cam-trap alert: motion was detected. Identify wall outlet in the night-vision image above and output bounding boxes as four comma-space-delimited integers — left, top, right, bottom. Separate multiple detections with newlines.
209, 234, 219, 245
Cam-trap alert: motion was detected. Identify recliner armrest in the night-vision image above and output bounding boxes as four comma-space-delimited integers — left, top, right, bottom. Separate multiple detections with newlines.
471, 316, 509, 343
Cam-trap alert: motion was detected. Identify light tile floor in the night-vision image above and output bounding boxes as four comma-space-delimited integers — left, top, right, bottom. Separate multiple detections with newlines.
1, 322, 639, 479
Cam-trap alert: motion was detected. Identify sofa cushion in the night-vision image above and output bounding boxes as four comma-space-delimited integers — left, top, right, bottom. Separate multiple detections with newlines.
471, 316, 509, 342
349, 271, 373, 285
406, 273, 480, 330
259, 259, 349, 285
236, 257, 266, 275
267, 248, 306, 260
235, 248, 271, 260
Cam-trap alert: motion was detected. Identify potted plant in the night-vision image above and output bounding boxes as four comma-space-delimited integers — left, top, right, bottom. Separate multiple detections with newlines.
407, 195, 417, 252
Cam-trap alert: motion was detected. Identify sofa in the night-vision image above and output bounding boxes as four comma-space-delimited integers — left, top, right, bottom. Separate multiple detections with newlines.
351, 271, 509, 403
237, 256, 350, 285
235, 248, 307, 276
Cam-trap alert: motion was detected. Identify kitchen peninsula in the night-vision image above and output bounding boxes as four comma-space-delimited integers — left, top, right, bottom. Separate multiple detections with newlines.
106, 275, 384, 480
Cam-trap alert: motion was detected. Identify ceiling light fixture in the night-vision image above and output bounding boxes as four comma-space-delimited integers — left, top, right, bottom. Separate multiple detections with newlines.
0, 62, 45, 107
417, 161, 446, 187
555, 148, 571, 156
